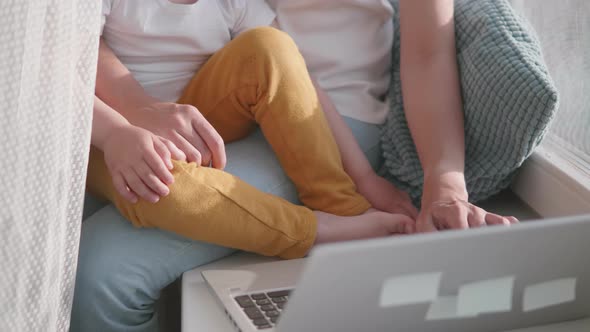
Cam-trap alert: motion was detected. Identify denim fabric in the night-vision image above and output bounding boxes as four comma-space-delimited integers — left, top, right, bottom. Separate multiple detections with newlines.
71, 117, 381, 332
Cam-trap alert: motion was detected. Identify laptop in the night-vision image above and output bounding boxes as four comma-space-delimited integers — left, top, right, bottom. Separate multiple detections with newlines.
202, 214, 590, 332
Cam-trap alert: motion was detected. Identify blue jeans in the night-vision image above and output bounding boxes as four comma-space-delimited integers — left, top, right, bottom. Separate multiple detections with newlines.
71, 117, 382, 332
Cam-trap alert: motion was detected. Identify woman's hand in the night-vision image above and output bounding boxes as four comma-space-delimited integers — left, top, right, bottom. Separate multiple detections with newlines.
102, 124, 186, 204
417, 200, 520, 232
416, 172, 518, 232
357, 172, 419, 219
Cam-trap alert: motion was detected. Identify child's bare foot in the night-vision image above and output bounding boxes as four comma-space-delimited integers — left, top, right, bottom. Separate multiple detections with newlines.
313, 209, 415, 245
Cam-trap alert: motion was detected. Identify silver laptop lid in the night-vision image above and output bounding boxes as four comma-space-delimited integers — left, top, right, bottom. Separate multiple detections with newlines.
278, 215, 590, 332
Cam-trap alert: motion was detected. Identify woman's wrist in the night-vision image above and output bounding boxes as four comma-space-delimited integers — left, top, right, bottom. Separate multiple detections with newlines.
422, 170, 468, 205
120, 96, 162, 123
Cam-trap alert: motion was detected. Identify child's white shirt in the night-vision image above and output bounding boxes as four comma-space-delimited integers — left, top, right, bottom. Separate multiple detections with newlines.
101, 0, 275, 102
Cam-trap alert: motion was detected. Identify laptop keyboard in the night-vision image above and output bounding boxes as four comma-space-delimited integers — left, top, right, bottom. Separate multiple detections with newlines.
234, 289, 292, 329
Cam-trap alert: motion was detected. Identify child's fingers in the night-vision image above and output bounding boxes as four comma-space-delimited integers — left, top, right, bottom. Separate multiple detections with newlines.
153, 139, 173, 170
112, 172, 138, 204
385, 214, 415, 234
136, 162, 170, 197
416, 215, 438, 233
123, 169, 160, 203
401, 202, 419, 219
163, 138, 186, 162
144, 145, 174, 185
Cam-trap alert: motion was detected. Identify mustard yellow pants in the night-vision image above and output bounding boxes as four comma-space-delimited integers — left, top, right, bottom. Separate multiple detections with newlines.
87, 27, 370, 259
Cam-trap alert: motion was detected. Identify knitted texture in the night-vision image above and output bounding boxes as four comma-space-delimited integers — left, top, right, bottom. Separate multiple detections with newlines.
381, 0, 559, 205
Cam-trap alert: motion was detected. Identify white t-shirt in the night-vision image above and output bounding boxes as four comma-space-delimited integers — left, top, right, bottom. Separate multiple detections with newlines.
268, 0, 393, 124
101, 0, 276, 102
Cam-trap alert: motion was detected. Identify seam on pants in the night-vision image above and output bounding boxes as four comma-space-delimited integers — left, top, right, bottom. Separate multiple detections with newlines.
260, 90, 315, 197
176, 163, 309, 243
199, 83, 259, 122
199, 80, 316, 199
277, 214, 314, 257
334, 197, 371, 216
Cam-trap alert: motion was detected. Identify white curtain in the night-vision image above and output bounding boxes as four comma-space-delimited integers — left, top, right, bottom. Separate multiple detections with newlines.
0, 1, 100, 331
511, 0, 590, 173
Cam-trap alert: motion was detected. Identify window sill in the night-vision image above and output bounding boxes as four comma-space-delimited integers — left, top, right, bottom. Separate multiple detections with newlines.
511, 141, 590, 218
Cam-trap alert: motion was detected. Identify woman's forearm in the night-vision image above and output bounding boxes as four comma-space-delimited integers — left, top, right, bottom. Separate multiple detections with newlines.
399, 0, 467, 199
401, 57, 466, 176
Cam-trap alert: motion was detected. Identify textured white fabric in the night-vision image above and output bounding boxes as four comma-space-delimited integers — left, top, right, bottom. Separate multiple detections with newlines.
267, 0, 394, 124
511, 0, 590, 173
101, 0, 275, 103
0, 1, 100, 331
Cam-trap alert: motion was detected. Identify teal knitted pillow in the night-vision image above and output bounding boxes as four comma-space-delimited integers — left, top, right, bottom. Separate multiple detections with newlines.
381, 0, 559, 205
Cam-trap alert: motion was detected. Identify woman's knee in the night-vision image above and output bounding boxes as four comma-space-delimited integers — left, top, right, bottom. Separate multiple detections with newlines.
72, 255, 157, 332
71, 205, 235, 331
72, 209, 161, 331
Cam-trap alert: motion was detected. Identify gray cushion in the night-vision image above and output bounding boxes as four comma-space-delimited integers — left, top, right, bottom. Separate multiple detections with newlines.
381, 0, 559, 205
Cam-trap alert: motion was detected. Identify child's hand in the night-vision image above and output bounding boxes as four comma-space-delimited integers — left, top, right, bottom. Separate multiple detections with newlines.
356, 172, 418, 219
102, 124, 185, 203
129, 102, 226, 169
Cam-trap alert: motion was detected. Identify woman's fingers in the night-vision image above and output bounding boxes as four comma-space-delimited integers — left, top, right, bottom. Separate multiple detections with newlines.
418, 199, 519, 233
182, 128, 211, 166
467, 206, 488, 228
432, 200, 470, 230
507, 216, 520, 224
161, 138, 186, 162
485, 212, 512, 226
173, 132, 202, 165
192, 117, 226, 169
